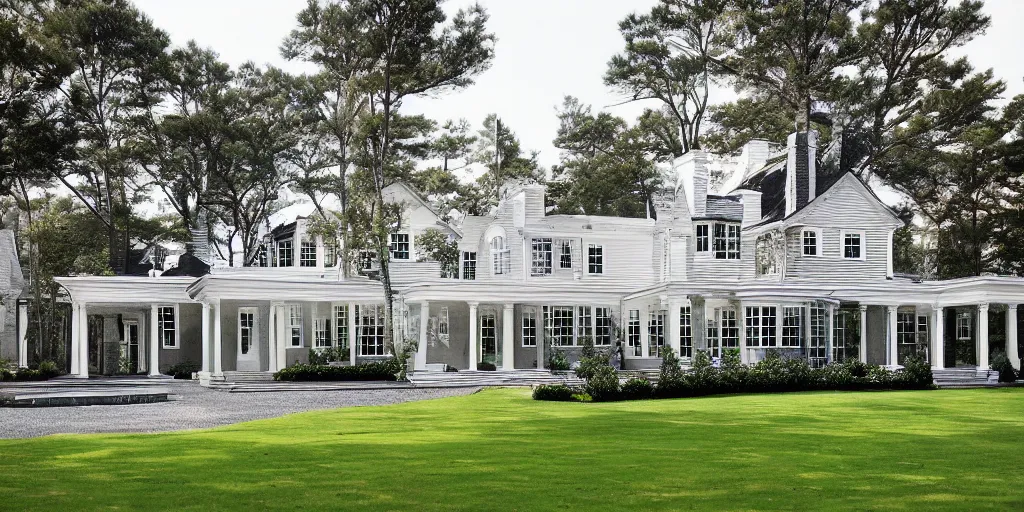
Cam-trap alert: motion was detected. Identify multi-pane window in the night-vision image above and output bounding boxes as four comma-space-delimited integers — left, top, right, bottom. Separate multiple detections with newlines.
594, 307, 612, 346
588, 244, 603, 274
522, 309, 537, 347
843, 232, 863, 259
649, 311, 666, 358
491, 237, 509, 274
781, 307, 803, 348
956, 311, 971, 340
559, 240, 572, 269
239, 311, 253, 355
277, 240, 293, 267
551, 306, 574, 346
833, 309, 852, 362
324, 240, 338, 267
257, 245, 268, 267
696, 224, 709, 252
333, 305, 348, 352
720, 309, 739, 349
802, 230, 818, 256
357, 304, 385, 356
438, 307, 449, 341
809, 305, 828, 366
897, 312, 917, 346
314, 316, 331, 348
745, 306, 777, 348
358, 250, 374, 270
713, 223, 741, 260
288, 305, 302, 347
628, 310, 641, 356
462, 251, 477, 280
679, 306, 692, 358
389, 233, 410, 260
158, 306, 176, 348
531, 238, 553, 276
480, 313, 496, 364
576, 306, 592, 342
300, 241, 317, 267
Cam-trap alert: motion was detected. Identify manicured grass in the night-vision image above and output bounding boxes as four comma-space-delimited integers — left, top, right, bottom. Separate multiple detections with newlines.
2, 388, 1024, 511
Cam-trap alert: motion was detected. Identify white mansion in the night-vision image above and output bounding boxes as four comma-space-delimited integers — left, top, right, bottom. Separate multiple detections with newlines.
41, 131, 1024, 384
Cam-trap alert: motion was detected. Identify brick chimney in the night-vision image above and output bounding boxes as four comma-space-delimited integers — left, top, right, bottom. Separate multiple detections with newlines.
785, 131, 818, 216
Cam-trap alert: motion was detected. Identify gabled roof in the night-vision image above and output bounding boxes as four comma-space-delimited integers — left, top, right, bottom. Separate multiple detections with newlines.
785, 172, 904, 228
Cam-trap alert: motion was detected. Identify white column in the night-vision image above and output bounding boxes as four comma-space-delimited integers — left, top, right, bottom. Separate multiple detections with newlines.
502, 303, 515, 370
1008, 305, 1019, 372
268, 304, 278, 372
932, 307, 945, 370
149, 304, 160, 377
201, 302, 211, 373
887, 305, 898, 367
77, 303, 89, 378
737, 301, 748, 364
537, 306, 545, 370
17, 303, 28, 368
416, 302, 429, 371
826, 304, 835, 364
667, 300, 681, 356
70, 301, 80, 375
212, 300, 223, 377
348, 302, 357, 365
468, 302, 478, 370
858, 305, 868, 364
977, 303, 989, 372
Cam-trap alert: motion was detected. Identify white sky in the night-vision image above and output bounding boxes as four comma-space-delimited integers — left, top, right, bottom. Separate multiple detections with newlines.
135, 0, 1024, 173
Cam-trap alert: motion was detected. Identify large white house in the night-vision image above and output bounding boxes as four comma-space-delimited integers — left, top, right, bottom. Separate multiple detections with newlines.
47, 131, 1024, 384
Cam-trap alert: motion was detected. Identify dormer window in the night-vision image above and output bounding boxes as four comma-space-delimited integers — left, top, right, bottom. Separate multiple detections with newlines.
277, 240, 293, 267
841, 230, 865, 260
300, 241, 317, 267
490, 236, 509, 274
713, 223, 741, 260
802, 229, 821, 256
696, 224, 709, 252
389, 233, 410, 260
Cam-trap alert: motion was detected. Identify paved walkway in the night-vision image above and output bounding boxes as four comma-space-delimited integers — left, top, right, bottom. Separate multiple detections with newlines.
0, 380, 478, 439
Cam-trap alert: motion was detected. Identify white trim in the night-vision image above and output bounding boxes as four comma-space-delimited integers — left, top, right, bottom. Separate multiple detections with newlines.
801, 228, 822, 257
237, 307, 259, 367
157, 304, 180, 349
839, 229, 866, 261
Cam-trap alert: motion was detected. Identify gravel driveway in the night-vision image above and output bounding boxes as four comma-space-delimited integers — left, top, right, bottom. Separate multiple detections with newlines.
0, 382, 478, 439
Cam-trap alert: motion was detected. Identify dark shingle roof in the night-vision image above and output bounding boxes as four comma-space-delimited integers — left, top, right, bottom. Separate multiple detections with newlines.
700, 195, 744, 222
735, 159, 845, 224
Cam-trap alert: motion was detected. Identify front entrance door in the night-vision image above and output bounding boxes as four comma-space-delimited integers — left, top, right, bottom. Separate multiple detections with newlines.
124, 320, 142, 374
237, 308, 260, 371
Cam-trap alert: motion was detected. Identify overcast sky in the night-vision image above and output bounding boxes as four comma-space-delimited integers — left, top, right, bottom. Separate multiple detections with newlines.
135, 0, 1024, 174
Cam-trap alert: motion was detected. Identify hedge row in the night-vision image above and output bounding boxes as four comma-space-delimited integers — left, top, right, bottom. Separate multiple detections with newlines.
534, 349, 934, 402
0, 361, 62, 382
273, 358, 402, 382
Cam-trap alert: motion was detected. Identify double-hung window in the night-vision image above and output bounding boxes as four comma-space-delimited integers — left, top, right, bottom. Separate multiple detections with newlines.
462, 251, 477, 280
357, 304, 386, 356
277, 240, 293, 267
287, 305, 303, 347
588, 244, 603, 274
324, 240, 338, 267
745, 306, 777, 348
389, 233, 410, 260
437, 307, 449, 342
314, 316, 331, 348
531, 238, 552, 276
713, 223, 741, 260
490, 237, 509, 274
576, 306, 593, 342
841, 230, 864, 260
897, 311, 916, 346
802, 229, 819, 256
158, 306, 177, 348
559, 240, 572, 269
550, 306, 574, 346
628, 310, 641, 356
781, 307, 803, 348
649, 311, 666, 358
358, 250, 374, 270
522, 309, 537, 347
696, 224, 709, 253
720, 309, 739, 348
333, 305, 348, 352
956, 311, 972, 340
679, 306, 692, 358
300, 241, 317, 267
594, 307, 612, 346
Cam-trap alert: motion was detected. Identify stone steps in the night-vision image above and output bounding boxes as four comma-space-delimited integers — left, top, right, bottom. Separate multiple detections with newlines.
222, 371, 275, 383
932, 368, 999, 388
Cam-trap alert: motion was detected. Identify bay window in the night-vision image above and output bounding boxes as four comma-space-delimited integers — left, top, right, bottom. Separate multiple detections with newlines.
745, 306, 777, 347
713, 223, 741, 260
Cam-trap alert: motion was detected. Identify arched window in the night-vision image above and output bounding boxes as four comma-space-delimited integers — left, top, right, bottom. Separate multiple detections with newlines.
490, 235, 509, 275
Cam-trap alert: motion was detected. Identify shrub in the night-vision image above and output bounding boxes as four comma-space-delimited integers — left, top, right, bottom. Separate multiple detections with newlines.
654, 346, 688, 398
37, 361, 61, 379
990, 351, 1018, 383
165, 361, 200, 379
621, 377, 653, 400
274, 358, 401, 382
584, 364, 621, 402
477, 361, 497, 371
571, 392, 593, 402
0, 368, 13, 381
548, 349, 570, 371
532, 384, 576, 401
308, 347, 348, 366
575, 340, 611, 381
894, 356, 934, 389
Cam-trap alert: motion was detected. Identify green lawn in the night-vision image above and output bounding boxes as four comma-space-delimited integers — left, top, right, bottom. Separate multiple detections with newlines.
2, 388, 1024, 511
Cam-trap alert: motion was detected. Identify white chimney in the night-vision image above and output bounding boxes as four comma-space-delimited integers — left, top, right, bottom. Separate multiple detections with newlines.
673, 151, 708, 218
735, 190, 763, 227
